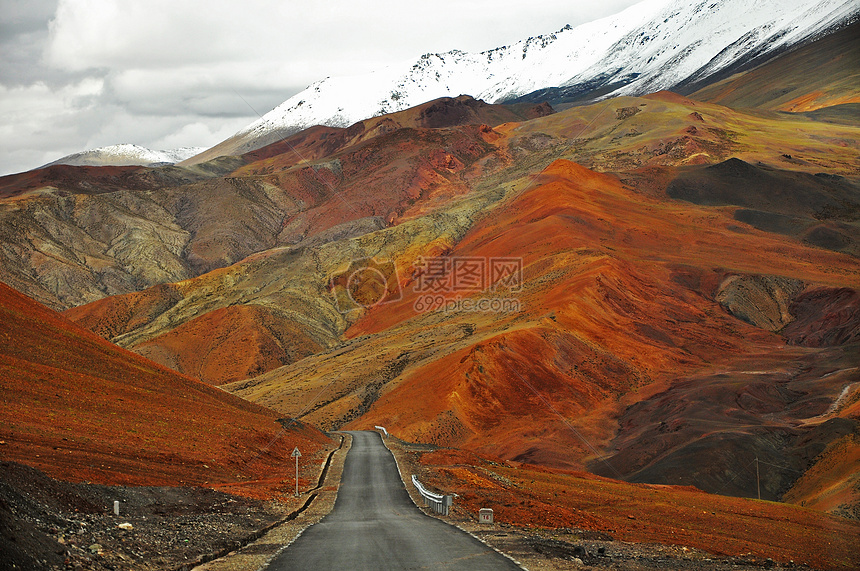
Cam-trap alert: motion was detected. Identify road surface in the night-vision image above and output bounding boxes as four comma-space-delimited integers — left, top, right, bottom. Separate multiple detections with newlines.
266, 430, 521, 570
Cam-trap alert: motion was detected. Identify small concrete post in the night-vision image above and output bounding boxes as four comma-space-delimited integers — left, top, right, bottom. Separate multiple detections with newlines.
113, 501, 120, 516
442, 495, 453, 516
479, 508, 494, 524
292, 447, 302, 497
755, 456, 761, 500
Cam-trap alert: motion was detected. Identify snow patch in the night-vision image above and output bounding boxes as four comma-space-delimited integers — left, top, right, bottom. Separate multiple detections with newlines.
233, 0, 858, 144
45, 144, 207, 168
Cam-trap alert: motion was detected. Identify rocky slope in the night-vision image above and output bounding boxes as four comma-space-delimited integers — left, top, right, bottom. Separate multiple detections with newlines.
394, 441, 860, 570
0, 461, 291, 571
224, 156, 858, 511
56, 93, 860, 391
0, 96, 551, 311
186, 94, 552, 166
36, 94, 856, 520
688, 20, 860, 112
2, 57, 858, 538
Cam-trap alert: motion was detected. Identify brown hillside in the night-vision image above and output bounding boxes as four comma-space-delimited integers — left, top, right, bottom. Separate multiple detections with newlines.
133, 304, 322, 385
407, 444, 860, 570
0, 281, 331, 498
181, 95, 552, 166
690, 21, 860, 112
41, 93, 860, 521
344, 160, 859, 467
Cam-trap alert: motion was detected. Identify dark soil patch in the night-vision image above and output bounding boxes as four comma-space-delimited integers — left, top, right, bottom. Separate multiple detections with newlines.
0, 461, 289, 571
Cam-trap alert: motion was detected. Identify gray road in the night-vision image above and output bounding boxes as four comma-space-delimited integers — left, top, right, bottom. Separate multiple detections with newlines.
266, 430, 521, 570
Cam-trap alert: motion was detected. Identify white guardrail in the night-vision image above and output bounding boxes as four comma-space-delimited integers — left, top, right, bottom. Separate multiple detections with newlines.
375, 426, 453, 516
412, 475, 453, 516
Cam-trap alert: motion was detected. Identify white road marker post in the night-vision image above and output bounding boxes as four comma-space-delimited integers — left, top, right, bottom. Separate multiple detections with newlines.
292, 447, 302, 497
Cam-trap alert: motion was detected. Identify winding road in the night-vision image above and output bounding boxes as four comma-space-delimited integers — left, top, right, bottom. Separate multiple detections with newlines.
266, 430, 521, 570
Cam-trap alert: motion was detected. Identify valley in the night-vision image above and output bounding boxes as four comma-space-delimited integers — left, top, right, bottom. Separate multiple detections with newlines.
1, 4, 859, 570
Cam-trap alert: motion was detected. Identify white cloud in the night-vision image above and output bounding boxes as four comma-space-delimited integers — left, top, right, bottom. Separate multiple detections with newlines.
0, 77, 108, 169
46, 0, 643, 76
149, 118, 255, 150
0, 78, 103, 143
45, 0, 249, 70
84, 110, 253, 150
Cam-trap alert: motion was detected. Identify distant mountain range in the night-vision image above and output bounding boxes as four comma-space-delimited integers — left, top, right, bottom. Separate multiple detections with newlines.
183, 0, 859, 164
44, 143, 205, 168
42, 0, 859, 169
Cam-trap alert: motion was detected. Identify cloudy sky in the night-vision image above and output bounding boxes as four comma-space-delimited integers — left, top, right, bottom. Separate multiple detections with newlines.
1, 0, 642, 176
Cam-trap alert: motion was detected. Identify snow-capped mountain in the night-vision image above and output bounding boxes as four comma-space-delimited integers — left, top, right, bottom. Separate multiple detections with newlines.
188, 0, 858, 162
44, 144, 206, 168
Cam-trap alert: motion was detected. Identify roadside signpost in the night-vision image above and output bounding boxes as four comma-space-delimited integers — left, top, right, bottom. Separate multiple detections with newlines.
292, 447, 302, 496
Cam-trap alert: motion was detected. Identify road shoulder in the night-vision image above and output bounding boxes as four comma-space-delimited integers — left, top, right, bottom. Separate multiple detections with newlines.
382, 434, 816, 571
193, 433, 353, 571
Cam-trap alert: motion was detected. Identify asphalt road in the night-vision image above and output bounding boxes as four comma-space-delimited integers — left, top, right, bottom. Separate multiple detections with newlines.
266, 430, 521, 570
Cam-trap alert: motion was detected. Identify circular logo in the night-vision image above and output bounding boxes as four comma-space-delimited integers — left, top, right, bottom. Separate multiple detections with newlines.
346, 266, 389, 308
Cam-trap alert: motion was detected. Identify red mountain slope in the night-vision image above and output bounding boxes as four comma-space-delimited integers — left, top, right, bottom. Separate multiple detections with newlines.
248, 159, 853, 525
0, 282, 330, 497
183, 94, 551, 166
412, 446, 860, 570
132, 304, 323, 385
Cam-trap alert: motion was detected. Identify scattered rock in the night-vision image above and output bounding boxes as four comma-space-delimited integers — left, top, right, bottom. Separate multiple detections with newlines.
0, 460, 292, 571
715, 274, 804, 332
616, 106, 642, 120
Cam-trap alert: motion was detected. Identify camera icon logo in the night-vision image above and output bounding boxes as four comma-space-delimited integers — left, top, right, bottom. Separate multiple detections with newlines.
329, 257, 403, 313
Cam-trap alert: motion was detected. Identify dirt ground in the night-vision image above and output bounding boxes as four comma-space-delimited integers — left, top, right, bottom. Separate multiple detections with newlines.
459, 525, 815, 570
0, 460, 297, 571
383, 436, 854, 571
0, 434, 345, 571
3, 433, 854, 571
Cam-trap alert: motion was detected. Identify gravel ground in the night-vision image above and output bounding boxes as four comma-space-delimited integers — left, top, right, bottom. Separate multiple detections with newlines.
383, 436, 816, 571
1, 434, 821, 571
460, 524, 813, 570
0, 435, 345, 571
192, 433, 352, 571
0, 461, 291, 571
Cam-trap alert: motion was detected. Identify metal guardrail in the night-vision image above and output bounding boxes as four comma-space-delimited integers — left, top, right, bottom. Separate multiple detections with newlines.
412, 475, 453, 516
374, 427, 452, 516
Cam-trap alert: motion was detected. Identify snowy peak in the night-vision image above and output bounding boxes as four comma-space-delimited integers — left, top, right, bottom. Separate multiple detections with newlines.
207, 0, 857, 161
592, 0, 860, 95
44, 144, 206, 168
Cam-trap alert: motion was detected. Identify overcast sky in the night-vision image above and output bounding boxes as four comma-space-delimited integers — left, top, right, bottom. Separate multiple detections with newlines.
0, 0, 642, 176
